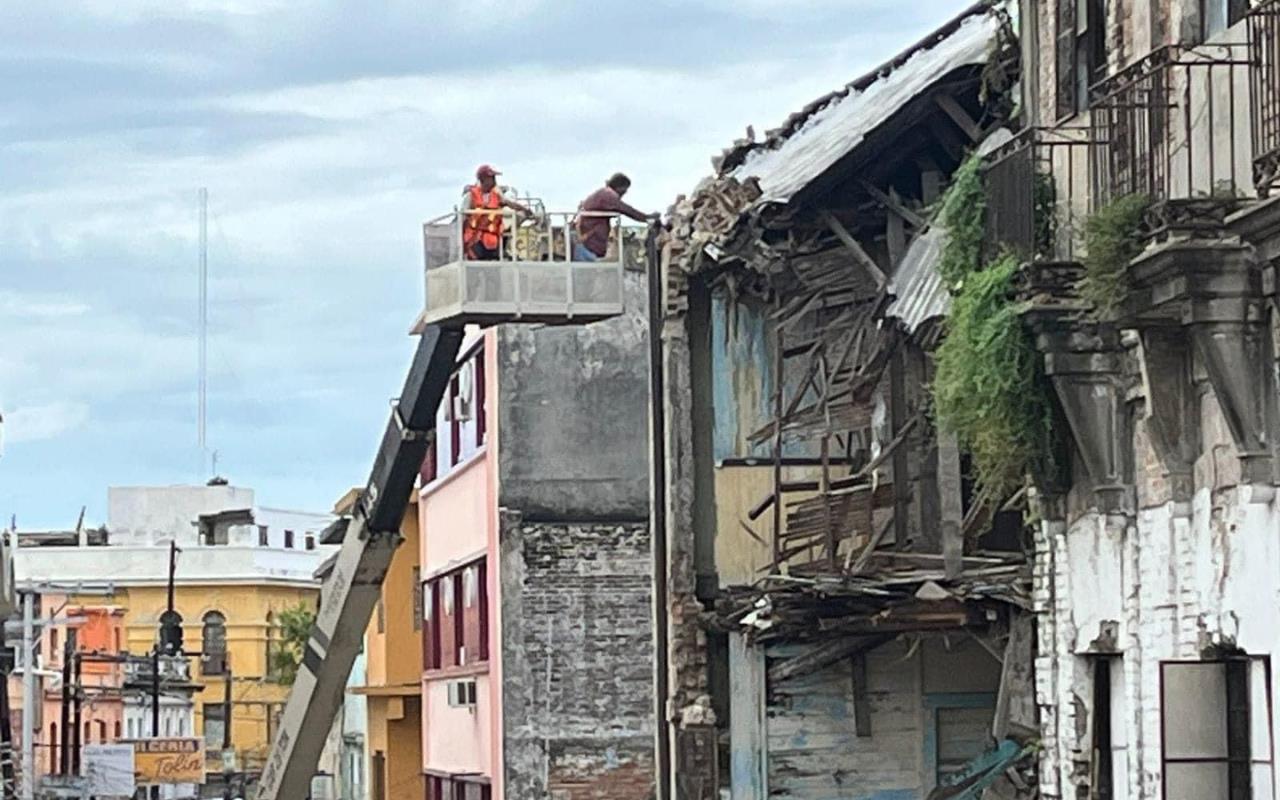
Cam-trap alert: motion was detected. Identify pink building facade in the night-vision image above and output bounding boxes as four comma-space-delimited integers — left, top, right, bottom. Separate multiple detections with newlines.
416, 267, 655, 800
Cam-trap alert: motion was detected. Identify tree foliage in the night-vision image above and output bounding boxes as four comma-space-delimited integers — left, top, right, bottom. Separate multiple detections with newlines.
269, 603, 315, 685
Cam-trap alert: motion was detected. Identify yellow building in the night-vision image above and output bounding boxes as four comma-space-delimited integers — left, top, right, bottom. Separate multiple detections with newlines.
343, 489, 424, 800
121, 582, 320, 775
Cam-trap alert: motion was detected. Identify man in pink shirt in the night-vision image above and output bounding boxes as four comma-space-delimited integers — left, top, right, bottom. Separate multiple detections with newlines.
574, 173, 657, 261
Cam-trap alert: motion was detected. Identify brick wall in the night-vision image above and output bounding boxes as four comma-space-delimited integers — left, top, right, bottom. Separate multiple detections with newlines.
500, 513, 655, 800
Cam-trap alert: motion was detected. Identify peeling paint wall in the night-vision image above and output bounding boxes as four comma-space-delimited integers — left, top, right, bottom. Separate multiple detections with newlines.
754, 637, 1002, 800
1036, 387, 1280, 799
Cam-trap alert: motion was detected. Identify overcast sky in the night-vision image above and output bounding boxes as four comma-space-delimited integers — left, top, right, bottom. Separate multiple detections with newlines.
0, 0, 969, 528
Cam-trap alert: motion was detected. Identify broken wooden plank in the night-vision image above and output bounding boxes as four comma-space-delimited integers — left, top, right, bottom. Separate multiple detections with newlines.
768, 633, 893, 683
935, 93, 982, 142
860, 180, 928, 230
851, 651, 872, 737
819, 210, 887, 288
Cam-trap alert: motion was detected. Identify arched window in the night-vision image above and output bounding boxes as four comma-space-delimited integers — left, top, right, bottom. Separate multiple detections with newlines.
97, 720, 106, 742
202, 611, 227, 675
49, 723, 57, 767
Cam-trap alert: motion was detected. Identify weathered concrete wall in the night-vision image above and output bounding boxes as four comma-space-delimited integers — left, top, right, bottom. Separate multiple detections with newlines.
1035, 369, 1280, 799
500, 514, 655, 800
495, 271, 649, 520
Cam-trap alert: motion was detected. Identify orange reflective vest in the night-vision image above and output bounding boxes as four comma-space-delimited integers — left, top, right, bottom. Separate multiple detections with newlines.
463, 185, 503, 251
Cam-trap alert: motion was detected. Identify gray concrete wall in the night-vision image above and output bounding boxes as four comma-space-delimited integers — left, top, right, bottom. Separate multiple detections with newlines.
500, 512, 655, 800
496, 269, 649, 520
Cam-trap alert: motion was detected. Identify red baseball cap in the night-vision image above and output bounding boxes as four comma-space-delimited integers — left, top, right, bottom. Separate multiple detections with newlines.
476, 164, 500, 178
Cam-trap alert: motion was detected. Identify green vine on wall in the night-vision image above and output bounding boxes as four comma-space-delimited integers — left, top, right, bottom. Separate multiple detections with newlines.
1079, 194, 1150, 319
932, 154, 1055, 504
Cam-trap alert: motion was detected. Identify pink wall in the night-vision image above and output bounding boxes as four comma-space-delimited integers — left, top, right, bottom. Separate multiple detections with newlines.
420, 329, 505, 797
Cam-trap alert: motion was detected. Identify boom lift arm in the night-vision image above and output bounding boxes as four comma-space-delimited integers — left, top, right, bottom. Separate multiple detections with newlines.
257, 323, 463, 800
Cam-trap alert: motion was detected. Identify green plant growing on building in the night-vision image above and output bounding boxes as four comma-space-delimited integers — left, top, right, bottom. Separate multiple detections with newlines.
938, 153, 987, 290
932, 153, 1056, 505
1080, 194, 1149, 319
269, 603, 315, 685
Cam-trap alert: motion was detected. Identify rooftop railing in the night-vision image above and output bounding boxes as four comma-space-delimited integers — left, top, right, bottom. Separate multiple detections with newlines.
1250, 0, 1280, 194
420, 207, 631, 327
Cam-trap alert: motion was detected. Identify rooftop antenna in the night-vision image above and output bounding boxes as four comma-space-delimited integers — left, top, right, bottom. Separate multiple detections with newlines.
198, 187, 209, 477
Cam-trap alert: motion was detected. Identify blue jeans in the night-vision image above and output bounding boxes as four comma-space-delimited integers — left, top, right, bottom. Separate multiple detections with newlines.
573, 242, 599, 262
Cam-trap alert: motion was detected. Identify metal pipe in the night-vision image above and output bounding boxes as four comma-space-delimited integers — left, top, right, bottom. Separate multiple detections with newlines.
70, 653, 81, 776
645, 223, 672, 800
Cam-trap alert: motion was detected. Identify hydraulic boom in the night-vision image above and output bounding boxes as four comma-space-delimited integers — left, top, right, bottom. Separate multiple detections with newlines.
257, 324, 463, 800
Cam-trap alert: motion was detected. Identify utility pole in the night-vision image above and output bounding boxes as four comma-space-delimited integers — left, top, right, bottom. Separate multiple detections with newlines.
69, 654, 81, 777
57, 637, 70, 776
20, 593, 32, 800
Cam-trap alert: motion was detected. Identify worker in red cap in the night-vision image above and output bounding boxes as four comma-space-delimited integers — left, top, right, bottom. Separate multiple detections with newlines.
461, 165, 532, 260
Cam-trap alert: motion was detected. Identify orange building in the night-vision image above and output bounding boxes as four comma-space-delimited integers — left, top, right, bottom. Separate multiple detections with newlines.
39, 599, 127, 776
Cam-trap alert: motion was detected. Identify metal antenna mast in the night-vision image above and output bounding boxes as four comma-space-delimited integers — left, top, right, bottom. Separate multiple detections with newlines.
198, 187, 209, 474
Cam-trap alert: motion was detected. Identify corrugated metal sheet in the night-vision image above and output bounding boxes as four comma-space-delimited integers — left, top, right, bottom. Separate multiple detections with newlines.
731, 12, 1000, 204
885, 224, 950, 335
883, 128, 1015, 337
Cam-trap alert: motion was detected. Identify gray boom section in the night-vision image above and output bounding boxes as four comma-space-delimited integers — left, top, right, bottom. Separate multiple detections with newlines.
258, 324, 463, 800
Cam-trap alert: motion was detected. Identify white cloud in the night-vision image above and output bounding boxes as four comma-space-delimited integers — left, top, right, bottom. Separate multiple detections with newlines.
3, 402, 90, 444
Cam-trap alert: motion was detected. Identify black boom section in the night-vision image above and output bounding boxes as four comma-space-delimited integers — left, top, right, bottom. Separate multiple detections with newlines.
364, 324, 464, 533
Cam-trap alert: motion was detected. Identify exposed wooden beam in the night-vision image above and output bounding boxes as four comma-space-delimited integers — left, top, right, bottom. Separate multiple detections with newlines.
934, 94, 982, 142
860, 180, 928, 230
819, 210, 887, 288
851, 652, 872, 737
768, 634, 894, 683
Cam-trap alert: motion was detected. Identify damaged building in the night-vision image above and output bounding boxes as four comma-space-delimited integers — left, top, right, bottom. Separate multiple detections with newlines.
654, 0, 1280, 798
653, 4, 1038, 798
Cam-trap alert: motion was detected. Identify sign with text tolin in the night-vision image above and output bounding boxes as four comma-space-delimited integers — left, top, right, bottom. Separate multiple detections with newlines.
132, 737, 206, 784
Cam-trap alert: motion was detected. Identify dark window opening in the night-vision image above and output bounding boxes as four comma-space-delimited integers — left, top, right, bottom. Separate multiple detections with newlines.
452, 572, 464, 666
475, 351, 487, 448
201, 611, 227, 675
284, 529, 295, 549
258, 525, 269, 547
1057, 0, 1108, 118
1093, 658, 1115, 800
305, 533, 316, 551
477, 560, 489, 662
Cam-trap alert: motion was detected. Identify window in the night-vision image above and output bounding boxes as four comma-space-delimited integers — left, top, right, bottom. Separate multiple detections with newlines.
475, 351, 486, 447
258, 525, 269, 547
452, 573, 465, 666
305, 533, 316, 551
201, 611, 227, 675
478, 561, 489, 662
412, 567, 423, 632
98, 720, 107, 742
284, 529, 295, 549
127, 719, 135, 739
1090, 657, 1128, 799
49, 629, 58, 662
202, 703, 226, 749
449, 375, 462, 467
49, 723, 57, 767
1161, 658, 1273, 799
1056, 0, 1107, 118
1202, 0, 1250, 40
424, 581, 442, 671
84, 721, 90, 744
463, 566, 477, 609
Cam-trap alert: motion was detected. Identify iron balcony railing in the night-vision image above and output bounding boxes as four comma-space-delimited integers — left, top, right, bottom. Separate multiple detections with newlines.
983, 126, 1094, 262
1090, 43, 1254, 214
1250, 0, 1280, 194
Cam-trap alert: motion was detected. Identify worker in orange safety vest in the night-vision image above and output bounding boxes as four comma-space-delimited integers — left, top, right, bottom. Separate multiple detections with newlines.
461, 165, 533, 260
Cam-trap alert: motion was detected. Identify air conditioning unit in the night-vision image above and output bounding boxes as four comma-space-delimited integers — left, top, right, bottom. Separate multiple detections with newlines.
447, 679, 477, 708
